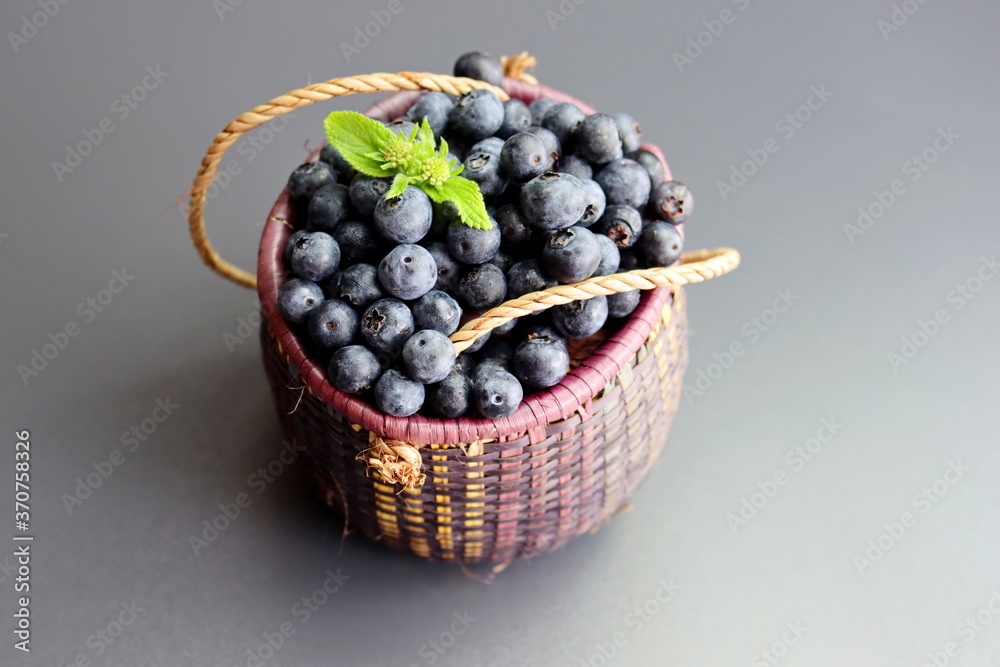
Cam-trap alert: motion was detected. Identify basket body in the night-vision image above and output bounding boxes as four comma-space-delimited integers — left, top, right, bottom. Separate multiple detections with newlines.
256, 82, 690, 564
261, 290, 687, 563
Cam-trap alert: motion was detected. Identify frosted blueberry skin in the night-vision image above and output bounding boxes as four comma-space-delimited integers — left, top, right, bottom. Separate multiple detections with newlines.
378, 244, 437, 301
288, 161, 336, 205
338, 264, 386, 309
453, 51, 505, 88
428, 370, 472, 418
541, 102, 586, 150
594, 234, 621, 276
458, 263, 507, 311
289, 231, 340, 282
542, 227, 602, 284
640, 222, 684, 267
374, 369, 425, 417
520, 172, 587, 230
577, 179, 607, 227
595, 158, 651, 210
607, 290, 642, 319
648, 181, 694, 224
594, 204, 643, 249
403, 330, 456, 384
447, 220, 502, 265
328, 345, 382, 394
360, 298, 414, 357
307, 299, 359, 351
462, 151, 508, 200
277, 279, 324, 324
306, 183, 350, 234
473, 370, 523, 419
627, 149, 665, 188
448, 89, 505, 141
334, 221, 383, 265
500, 132, 549, 183
613, 112, 643, 153
406, 92, 454, 136
558, 155, 593, 181
575, 113, 624, 165
373, 186, 433, 244
497, 98, 532, 139
552, 295, 609, 339
349, 174, 392, 218
412, 290, 463, 336
513, 331, 571, 389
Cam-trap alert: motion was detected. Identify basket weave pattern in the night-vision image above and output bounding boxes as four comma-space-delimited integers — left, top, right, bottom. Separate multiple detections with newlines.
262, 288, 687, 563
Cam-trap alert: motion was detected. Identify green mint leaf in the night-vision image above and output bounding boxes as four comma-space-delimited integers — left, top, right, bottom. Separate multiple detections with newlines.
420, 176, 492, 230
323, 111, 396, 177
385, 173, 411, 199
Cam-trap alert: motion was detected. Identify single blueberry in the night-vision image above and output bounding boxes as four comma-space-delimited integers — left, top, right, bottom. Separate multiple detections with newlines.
412, 290, 462, 335
541, 102, 586, 150
578, 178, 607, 227
607, 290, 642, 319
469, 136, 505, 157
551, 296, 608, 339
448, 89, 505, 141
334, 221, 383, 264
497, 98, 531, 139
338, 263, 386, 308
307, 299, 359, 350
447, 220, 502, 265
462, 151, 508, 200
576, 113, 624, 165
328, 345, 381, 394
529, 98, 556, 126
648, 181, 694, 224
595, 158, 652, 210
500, 132, 548, 182
559, 155, 593, 180
349, 174, 393, 217
360, 298, 414, 357
458, 263, 507, 310
378, 244, 437, 300
407, 92, 454, 136
288, 161, 336, 205
374, 369, 425, 417
507, 259, 557, 297
594, 204, 643, 248
424, 241, 461, 292
525, 126, 561, 170
594, 234, 621, 276
428, 370, 472, 418
513, 330, 570, 389
473, 370, 523, 419
612, 112, 643, 153
277, 279, 324, 324
520, 172, 587, 229
289, 231, 340, 282
373, 186, 433, 244
453, 51, 504, 87
542, 227, 602, 283
403, 329, 456, 384
640, 222, 684, 267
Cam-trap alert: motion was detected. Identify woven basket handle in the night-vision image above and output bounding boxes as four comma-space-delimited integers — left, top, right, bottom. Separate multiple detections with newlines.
187, 72, 509, 289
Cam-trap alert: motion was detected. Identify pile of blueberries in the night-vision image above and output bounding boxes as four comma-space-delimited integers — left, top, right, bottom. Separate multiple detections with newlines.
276, 52, 692, 419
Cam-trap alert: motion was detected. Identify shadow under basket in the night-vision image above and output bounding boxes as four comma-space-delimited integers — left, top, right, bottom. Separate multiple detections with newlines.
185, 61, 737, 565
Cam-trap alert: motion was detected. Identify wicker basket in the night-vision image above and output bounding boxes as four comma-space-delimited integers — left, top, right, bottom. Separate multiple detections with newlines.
187, 56, 739, 565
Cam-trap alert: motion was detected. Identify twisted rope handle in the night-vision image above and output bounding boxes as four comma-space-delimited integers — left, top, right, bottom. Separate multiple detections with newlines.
450, 247, 740, 353
187, 72, 508, 289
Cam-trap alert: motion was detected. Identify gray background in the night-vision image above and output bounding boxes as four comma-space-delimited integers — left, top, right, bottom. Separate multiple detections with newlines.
2, 0, 999, 665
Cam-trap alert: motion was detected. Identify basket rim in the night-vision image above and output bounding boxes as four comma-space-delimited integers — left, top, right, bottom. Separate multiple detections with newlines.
257, 79, 682, 445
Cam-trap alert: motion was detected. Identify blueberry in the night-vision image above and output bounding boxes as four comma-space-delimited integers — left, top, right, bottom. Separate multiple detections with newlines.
349, 174, 392, 217
576, 113, 624, 165
499, 132, 548, 182
428, 370, 472, 418
334, 221, 382, 264
289, 231, 340, 282
288, 161, 336, 205
487, 251, 514, 274
542, 227, 602, 283
402, 329, 456, 384
578, 178, 607, 226
447, 220, 501, 264
513, 330, 570, 389
412, 290, 462, 335
361, 298, 414, 356
306, 183, 350, 233
448, 89, 505, 141
430, 200, 460, 236
374, 369, 425, 417
594, 204, 643, 248
607, 290, 642, 319
454, 353, 475, 375
529, 98, 556, 126
328, 345, 381, 394
612, 112, 642, 153
471, 357, 511, 382
507, 259, 556, 296
338, 263, 386, 308
520, 172, 587, 229
648, 181, 693, 224
458, 263, 507, 310
453, 51, 504, 87
541, 102, 585, 149
462, 151, 508, 199
478, 339, 514, 365
307, 299, 359, 350
425, 241, 461, 292
595, 158, 651, 210
618, 249, 641, 272
525, 126, 561, 170
495, 204, 533, 249
473, 370, 523, 419
497, 98, 531, 139
406, 92, 454, 136
319, 144, 354, 180
284, 230, 307, 263
386, 118, 417, 136
378, 244, 437, 300
552, 296, 608, 339
373, 186, 433, 243
594, 234, 621, 276
277, 279, 325, 324
559, 155, 593, 180
627, 149, 665, 188
463, 329, 492, 354
470, 136, 505, 157
640, 222, 684, 267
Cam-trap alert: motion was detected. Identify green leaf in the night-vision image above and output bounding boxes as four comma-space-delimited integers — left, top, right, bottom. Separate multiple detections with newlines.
420, 176, 492, 230
323, 111, 395, 177
412, 119, 437, 161
386, 173, 411, 199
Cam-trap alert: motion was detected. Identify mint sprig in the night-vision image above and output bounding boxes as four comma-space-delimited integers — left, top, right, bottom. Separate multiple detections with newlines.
323, 111, 492, 230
